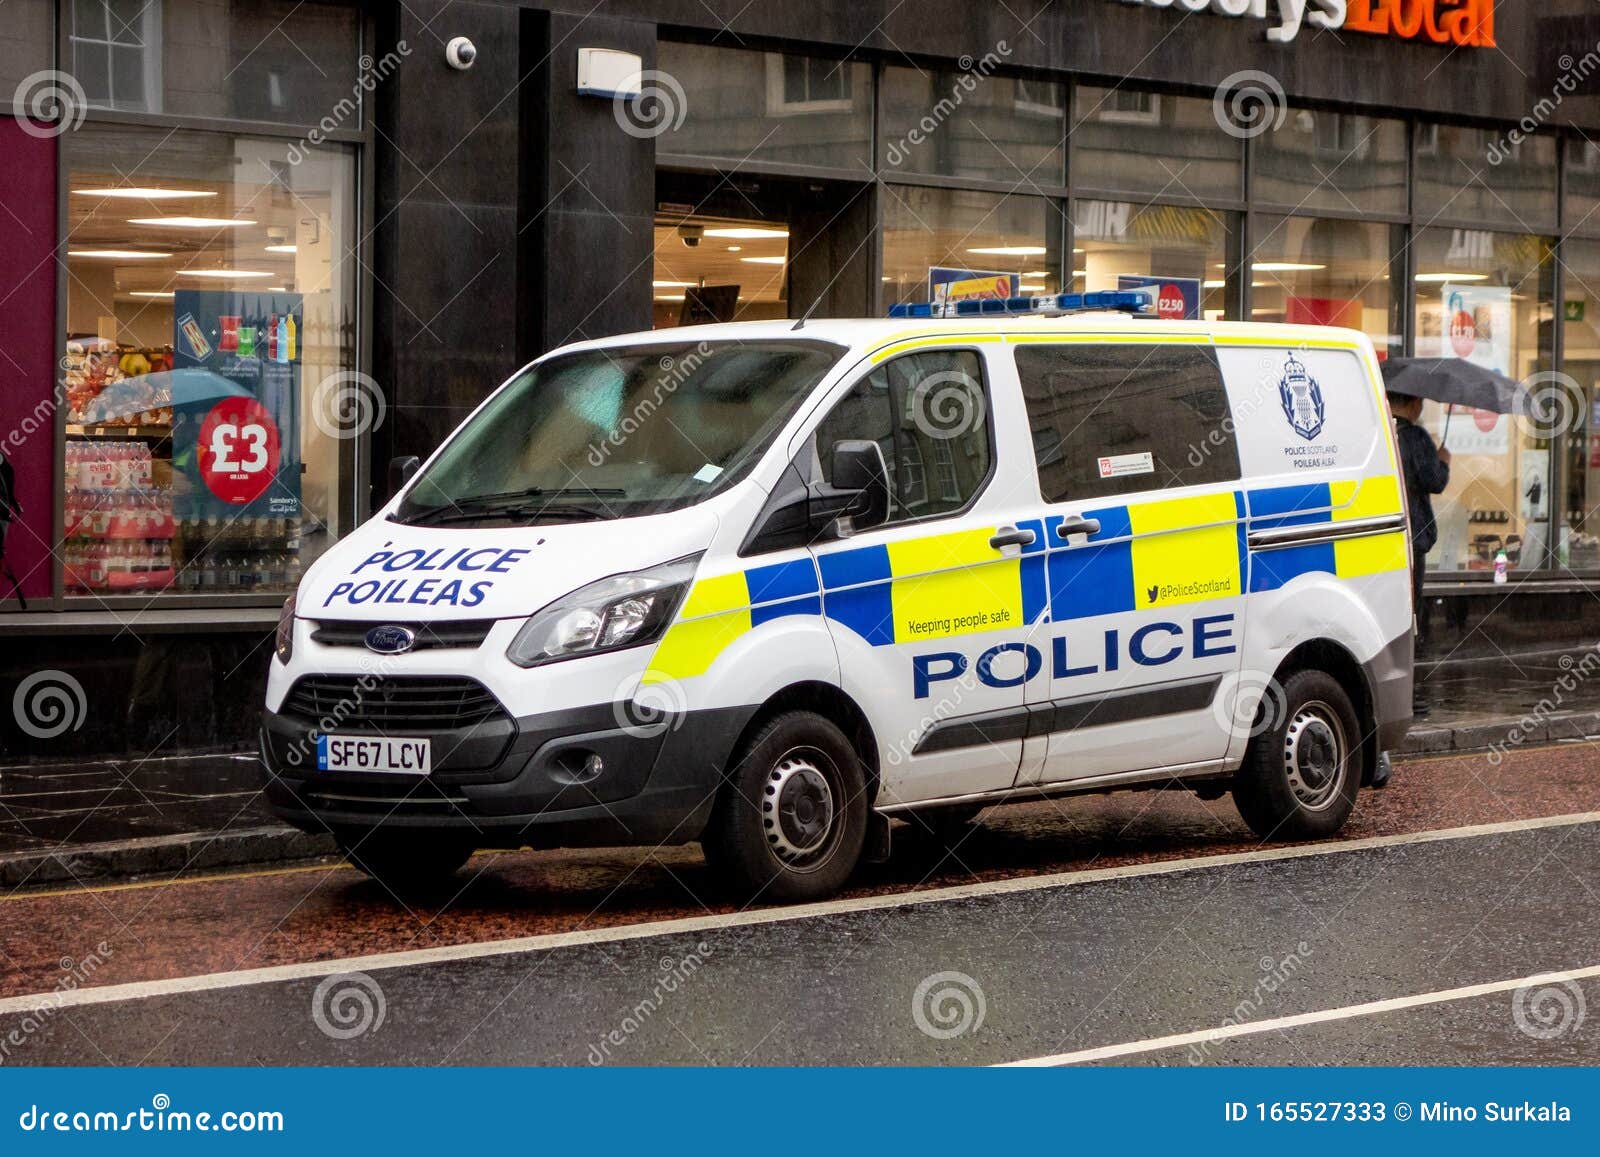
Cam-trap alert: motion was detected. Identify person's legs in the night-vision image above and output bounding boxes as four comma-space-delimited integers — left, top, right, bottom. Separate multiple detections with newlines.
1410, 547, 1429, 717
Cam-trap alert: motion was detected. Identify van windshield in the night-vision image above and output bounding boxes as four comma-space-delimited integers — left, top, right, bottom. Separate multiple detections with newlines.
393, 339, 844, 526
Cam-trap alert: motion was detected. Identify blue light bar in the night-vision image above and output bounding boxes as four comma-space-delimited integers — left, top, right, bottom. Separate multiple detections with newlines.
888, 288, 1157, 320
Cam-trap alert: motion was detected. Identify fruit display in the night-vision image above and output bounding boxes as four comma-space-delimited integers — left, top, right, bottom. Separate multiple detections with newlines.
64, 338, 174, 426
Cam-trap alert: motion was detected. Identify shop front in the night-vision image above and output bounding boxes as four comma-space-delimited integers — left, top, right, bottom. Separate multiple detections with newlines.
9, 0, 1600, 761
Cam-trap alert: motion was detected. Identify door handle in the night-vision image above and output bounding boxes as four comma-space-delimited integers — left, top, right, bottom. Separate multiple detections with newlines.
1053, 516, 1102, 540
989, 526, 1037, 550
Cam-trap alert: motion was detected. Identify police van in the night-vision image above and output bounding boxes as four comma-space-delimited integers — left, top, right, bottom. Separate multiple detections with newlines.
262, 291, 1413, 900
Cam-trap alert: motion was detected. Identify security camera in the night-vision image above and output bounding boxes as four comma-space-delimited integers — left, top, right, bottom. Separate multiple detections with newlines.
678, 225, 703, 248
445, 37, 477, 70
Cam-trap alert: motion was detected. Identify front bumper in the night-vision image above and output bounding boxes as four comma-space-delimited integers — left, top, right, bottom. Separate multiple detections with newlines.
259, 694, 756, 849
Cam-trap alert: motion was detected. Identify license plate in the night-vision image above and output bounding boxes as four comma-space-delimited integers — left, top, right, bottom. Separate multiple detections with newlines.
316, 735, 432, 775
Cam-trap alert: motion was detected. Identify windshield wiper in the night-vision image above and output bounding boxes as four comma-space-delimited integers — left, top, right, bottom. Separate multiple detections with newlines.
397, 486, 627, 526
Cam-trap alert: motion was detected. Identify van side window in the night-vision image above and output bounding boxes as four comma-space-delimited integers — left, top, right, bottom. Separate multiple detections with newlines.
815, 349, 992, 525
1016, 343, 1240, 502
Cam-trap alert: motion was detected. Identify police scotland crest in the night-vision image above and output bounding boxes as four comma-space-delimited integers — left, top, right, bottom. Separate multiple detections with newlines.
1278, 353, 1326, 441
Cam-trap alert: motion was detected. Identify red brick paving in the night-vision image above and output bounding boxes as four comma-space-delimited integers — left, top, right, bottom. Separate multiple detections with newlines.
1, 742, 1595, 1000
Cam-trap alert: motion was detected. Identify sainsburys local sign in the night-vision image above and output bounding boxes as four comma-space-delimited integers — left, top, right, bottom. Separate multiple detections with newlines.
1113, 0, 1495, 47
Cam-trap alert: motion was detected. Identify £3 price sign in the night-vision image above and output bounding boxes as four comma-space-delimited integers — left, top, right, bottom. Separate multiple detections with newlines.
198, 397, 281, 505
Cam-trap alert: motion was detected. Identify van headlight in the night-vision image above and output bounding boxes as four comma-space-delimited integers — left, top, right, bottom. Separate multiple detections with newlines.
506, 555, 700, 668
275, 593, 296, 665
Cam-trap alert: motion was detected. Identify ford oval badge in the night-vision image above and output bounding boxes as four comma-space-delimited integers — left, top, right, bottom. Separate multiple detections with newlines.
365, 624, 417, 655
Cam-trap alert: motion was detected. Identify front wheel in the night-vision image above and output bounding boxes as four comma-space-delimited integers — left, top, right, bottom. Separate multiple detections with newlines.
702, 711, 869, 903
1232, 669, 1363, 841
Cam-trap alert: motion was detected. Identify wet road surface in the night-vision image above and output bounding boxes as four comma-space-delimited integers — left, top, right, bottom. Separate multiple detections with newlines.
0, 742, 1596, 1065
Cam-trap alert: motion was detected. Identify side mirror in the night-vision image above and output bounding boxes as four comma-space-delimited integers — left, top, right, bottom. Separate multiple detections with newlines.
829, 439, 890, 531
388, 455, 421, 498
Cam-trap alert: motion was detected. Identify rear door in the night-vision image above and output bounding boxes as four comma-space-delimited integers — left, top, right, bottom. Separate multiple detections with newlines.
1011, 336, 1249, 784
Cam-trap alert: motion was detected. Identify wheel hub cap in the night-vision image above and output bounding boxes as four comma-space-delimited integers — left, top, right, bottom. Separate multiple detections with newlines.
764, 757, 835, 860
1283, 705, 1345, 810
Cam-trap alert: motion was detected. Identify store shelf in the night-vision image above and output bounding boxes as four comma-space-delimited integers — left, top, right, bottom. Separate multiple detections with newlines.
66, 423, 173, 440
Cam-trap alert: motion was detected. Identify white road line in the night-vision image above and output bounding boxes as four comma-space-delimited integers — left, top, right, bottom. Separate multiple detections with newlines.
1, 810, 1595, 1018
1001, 964, 1600, 1067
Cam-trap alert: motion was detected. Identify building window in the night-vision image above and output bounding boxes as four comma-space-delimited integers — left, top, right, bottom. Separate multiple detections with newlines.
880, 186, 1063, 311
1414, 122, 1557, 232
1072, 200, 1235, 320
72, 0, 163, 113
1249, 215, 1404, 357
1072, 85, 1241, 202
1555, 238, 1600, 573
60, 124, 358, 598
879, 66, 1065, 182
1411, 226, 1556, 576
1253, 108, 1408, 217
656, 42, 873, 170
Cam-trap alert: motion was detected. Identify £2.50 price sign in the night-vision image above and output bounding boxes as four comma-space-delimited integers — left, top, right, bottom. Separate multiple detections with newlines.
198, 397, 282, 505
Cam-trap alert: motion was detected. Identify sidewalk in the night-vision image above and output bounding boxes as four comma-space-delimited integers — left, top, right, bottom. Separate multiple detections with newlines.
2, 651, 1597, 888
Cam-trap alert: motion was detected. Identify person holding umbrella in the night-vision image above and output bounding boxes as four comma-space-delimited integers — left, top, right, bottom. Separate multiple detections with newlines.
1385, 389, 1451, 671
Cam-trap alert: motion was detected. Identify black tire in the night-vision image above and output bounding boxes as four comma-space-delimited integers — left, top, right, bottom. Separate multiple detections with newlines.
1232, 668, 1364, 841
901, 803, 985, 842
337, 830, 475, 894
702, 710, 869, 903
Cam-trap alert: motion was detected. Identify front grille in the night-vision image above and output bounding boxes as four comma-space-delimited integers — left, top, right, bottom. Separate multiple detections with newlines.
282, 675, 508, 730
310, 619, 494, 651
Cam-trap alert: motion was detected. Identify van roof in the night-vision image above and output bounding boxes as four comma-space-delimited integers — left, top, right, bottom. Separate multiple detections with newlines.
553, 316, 1379, 362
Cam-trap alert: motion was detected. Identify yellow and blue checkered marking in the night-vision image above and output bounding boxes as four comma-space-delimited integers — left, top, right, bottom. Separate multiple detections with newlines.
1246, 477, 1407, 592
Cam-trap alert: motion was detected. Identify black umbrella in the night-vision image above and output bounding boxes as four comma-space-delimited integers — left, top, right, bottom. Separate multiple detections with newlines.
1379, 357, 1526, 445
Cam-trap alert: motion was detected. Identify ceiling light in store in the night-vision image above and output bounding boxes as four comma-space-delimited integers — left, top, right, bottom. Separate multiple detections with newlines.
1251, 262, 1326, 272
179, 268, 274, 279
1072, 248, 1084, 255
1203, 280, 1226, 289
1073, 269, 1087, 278
1415, 272, 1489, 283
265, 286, 290, 292
265, 244, 298, 254
703, 228, 789, 239
652, 280, 695, 288
68, 249, 172, 259
1019, 284, 1047, 292
129, 216, 256, 228
967, 246, 1048, 256
726, 246, 743, 253
655, 295, 686, 302
740, 256, 786, 264
1021, 270, 1050, 277
72, 187, 217, 200
128, 290, 176, 298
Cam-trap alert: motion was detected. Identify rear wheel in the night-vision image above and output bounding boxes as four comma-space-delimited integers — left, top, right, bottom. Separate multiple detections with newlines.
337, 830, 475, 894
1232, 669, 1363, 841
702, 711, 868, 903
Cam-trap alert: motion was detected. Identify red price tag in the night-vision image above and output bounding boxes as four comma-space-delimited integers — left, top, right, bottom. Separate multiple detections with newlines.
1156, 283, 1187, 319
198, 397, 280, 505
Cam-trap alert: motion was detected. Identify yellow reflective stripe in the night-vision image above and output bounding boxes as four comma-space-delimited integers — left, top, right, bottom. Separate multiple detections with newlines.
885, 527, 1022, 642
642, 572, 752, 682
1330, 475, 1402, 521
1005, 332, 1214, 345
1127, 493, 1242, 608
677, 572, 749, 619
1329, 477, 1409, 578
643, 611, 752, 682
867, 334, 1005, 363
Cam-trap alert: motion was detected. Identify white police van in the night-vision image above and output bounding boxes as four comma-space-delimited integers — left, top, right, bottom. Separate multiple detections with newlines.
263, 291, 1413, 900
